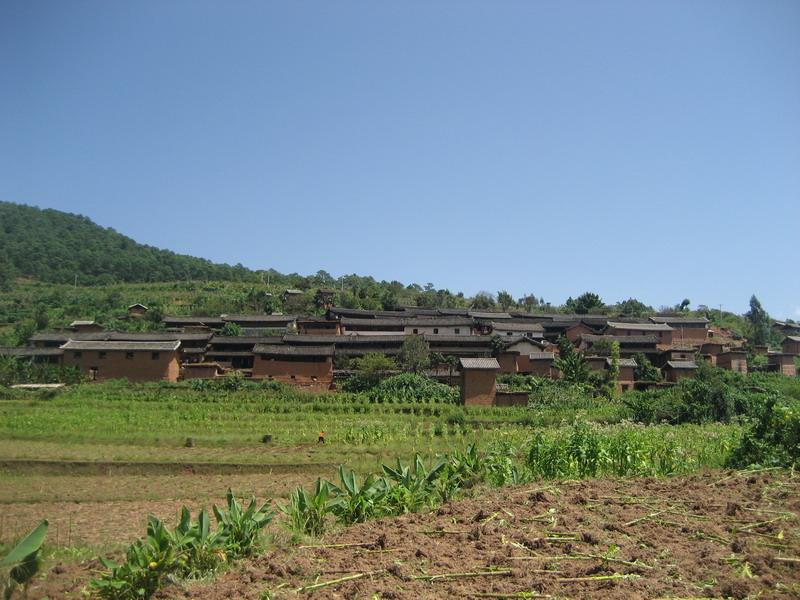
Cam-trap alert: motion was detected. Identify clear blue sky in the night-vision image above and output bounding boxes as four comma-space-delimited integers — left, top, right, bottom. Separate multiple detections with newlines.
1, 1, 798, 318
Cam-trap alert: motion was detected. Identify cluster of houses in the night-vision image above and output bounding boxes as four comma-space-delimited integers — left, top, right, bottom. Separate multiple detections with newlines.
2, 302, 798, 406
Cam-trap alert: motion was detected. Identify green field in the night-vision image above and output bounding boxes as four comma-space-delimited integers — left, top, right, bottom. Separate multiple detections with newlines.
0, 369, 797, 599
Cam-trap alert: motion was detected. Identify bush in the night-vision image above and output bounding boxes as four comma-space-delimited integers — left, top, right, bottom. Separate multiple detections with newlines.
368, 373, 458, 404
727, 396, 800, 468
624, 367, 764, 425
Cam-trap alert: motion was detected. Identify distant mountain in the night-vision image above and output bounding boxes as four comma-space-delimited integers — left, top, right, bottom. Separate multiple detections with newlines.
0, 201, 259, 284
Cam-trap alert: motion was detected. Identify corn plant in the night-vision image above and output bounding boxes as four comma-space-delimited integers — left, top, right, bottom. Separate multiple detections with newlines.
281, 479, 337, 536
1, 520, 48, 600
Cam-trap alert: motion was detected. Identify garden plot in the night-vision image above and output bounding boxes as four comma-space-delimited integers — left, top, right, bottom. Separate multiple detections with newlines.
176, 470, 799, 600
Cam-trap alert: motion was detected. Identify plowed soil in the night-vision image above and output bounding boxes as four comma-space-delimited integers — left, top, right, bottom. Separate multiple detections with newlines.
30, 470, 800, 599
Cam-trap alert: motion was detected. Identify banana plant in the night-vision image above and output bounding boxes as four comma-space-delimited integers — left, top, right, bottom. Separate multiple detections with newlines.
328, 466, 390, 524
174, 507, 227, 574
382, 454, 446, 513
280, 479, 338, 536
212, 489, 273, 558
1, 520, 48, 600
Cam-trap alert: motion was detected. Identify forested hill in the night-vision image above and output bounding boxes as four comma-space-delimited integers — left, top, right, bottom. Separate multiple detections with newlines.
0, 201, 259, 284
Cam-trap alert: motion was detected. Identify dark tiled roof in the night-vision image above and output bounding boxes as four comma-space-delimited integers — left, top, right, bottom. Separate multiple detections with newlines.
221, 314, 296, 324
210, 336, 282, 346
468, 311, 512, 320
607, 321, 673, 332
490, 321, 544, 332
32, 332, 212, 343
0, 347, 63, 357
665, 360, 698, 369
328, 307, 406, 319
459, 357, 500, 370
426, 335, 494, 344
163, 316, 225, 326
580, 334, 659, 345
286, 335, 404, 345
254, 344, 334, 357
61, 340, 181, 352
650, 316, 709, 325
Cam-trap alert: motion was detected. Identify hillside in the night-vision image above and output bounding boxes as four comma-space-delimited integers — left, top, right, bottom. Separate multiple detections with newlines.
0, 201, 259, 285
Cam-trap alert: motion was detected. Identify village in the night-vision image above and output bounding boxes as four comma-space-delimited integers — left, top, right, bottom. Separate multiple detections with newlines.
3, 290, 798, 406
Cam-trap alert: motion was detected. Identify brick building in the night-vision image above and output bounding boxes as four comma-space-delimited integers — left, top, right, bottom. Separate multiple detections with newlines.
662, 360, 698, 383
606, 322, 674, 347
60, 340, 181, 382
782, 336, 800, 356
768, 353, 797, 377
252, 344, 334, 391
716, 350, 748, 374
649, 316, 709, 344
459, 357, 500, 406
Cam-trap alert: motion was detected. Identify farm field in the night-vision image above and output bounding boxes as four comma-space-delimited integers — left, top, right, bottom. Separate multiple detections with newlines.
1, 371, 798, 598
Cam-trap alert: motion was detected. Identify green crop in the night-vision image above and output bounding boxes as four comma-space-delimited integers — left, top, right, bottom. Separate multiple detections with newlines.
92, 490, 272, 599
1, 520, 48, 600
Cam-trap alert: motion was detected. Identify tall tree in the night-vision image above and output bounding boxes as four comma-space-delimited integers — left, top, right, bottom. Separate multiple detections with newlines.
399, 335, 430, 373
565, 292, 604, 314
496, 290, 514, 311
745, 295, 770, 347
554, 336, 589, 383
471, 292, 496, 310
616, 298, 652, 318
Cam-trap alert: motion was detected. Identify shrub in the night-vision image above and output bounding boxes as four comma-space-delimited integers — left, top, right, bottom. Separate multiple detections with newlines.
727, 396, 800, 468
368, 373, 458, 404
624, 367, 764, 425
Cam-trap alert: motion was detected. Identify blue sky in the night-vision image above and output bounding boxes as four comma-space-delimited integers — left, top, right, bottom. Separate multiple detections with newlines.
1, 1, 798, 318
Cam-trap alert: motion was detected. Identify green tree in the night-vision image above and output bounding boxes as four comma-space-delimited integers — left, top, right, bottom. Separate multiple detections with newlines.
633, 352, 661, 382
221, 322, 242, 337
518, 293, 539, 312
353, 353, 397, 387
471, 292, 496, 310
33, 305, 49, 331
565, 292, 604, 314
588, 338, 613, 357
0, 256, 13, 291
616, 298, 652, 318
678, 298, 691, 311
399, 335, 430, 374
490, 334, 506, 357
745, 295, 770, 347
554, 336, 589, 383
497, 290, 514, 311
606, 341, 620, 396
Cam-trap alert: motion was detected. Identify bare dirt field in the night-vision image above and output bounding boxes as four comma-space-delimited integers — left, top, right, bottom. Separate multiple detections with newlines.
0, 463, 334, 547
29, 470, 800, 599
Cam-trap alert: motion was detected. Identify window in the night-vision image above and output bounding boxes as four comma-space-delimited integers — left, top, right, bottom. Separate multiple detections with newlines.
98, 352, 107, 360
126, 352, 134, 360
413, 328, 418, 334
151, 352, 160, 360
454, 328, 460, 334
433, 328, 439, 334
74, 351, 82, 359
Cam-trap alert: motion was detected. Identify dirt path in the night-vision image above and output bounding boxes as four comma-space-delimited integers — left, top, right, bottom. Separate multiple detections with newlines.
29, 470, 800, 599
